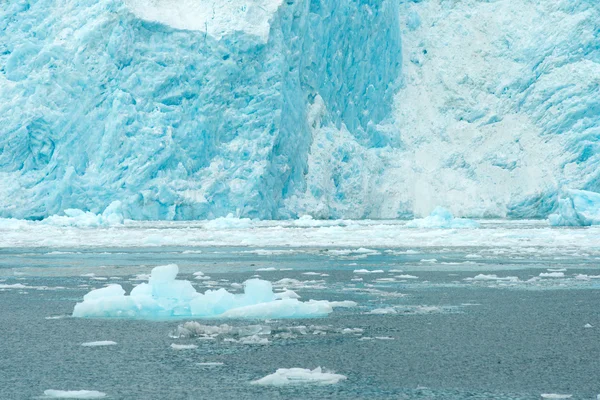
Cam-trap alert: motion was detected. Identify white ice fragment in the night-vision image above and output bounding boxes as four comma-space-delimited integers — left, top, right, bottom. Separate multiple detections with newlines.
547, 268, 567, 272
419, 259, 437, 263
170, 343, 198, 350
540, 395, 572, 399
197, 362, 224, 366
353, 269, 384, 274
302, 272, 321, 275
251, 367, 346, 386
368, 307, 397, 315
256, 267, 277, 271
395, 274, 418, 279
584, 323, 593, 328
274, 289, 300, 300
375, 336, 394, 340
539, 272, 565, 278
81, 341, 117, 347
464, 274, 519, 282
43, 390, 106, 399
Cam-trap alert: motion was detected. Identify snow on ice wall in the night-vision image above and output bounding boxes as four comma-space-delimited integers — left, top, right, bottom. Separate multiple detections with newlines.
0, 0, 400, 220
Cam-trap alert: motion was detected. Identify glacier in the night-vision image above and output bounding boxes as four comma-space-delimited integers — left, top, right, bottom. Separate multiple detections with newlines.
1, 0, 599, 220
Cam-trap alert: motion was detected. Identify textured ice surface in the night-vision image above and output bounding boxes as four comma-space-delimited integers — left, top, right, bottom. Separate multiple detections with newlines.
42, 390, 106, 399
72, 264, 341, 319
549, 190, 600, 226
405, 207, 479, 229
0, 0, 400, 220
250, 367, 347, 386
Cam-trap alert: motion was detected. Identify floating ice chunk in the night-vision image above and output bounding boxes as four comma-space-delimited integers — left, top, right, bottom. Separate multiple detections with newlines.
584, 323, 593, 328
341, 328, 363, 334
575, 274, 600, 280
43, 390, 106, 399
0, 283, 28, 289
353, 269, 384, 274
73, 265, 343, 320
171, 343, 198, 350
197, 362, 224, 366
540, 395, 572, 399
238, 335, 270, 345
395, 274, 419, 279
539, 272, 565, 278
251, 367, 347, 386
420, 259, 437, 263
375, 336, 394, 340
406, 207, 480, 229
549, 189, 600, 226
547, 268, 567, 272
302, 272, 321, 276
464, 274, 519, 282
81, 341, 117, 347
368, 307, 397, 315
256, 267, 277, 272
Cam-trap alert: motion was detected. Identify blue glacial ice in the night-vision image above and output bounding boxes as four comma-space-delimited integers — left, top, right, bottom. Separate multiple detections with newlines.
549, 189, 600, 226
72, 264, 346, 319
1, 0, 599, 220
405, 207, 479, 229
0, 0, 400, 220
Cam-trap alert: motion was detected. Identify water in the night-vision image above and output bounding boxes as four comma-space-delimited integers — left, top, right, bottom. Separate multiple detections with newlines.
1, 246, 599, 399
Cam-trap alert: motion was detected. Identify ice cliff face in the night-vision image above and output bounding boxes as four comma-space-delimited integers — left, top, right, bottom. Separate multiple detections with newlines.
291, 0, 600, 219
0, 0, 400, 219
1, 0, 599, 220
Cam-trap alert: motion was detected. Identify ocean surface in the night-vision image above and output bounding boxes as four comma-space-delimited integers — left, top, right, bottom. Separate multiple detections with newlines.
1, 224, 599, 399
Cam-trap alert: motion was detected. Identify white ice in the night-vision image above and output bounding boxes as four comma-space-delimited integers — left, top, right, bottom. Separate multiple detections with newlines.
81, 341, 117, 347
250, 367, 346, 386
42, 390, 106, 399
549, 190, 600, 226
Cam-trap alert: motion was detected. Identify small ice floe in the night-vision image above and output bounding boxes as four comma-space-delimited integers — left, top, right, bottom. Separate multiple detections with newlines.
45, 315, 68, 320
0, 283, 28, 289
80, 273, 95, 277
81, 341, 117, 347
540, 394, 572, 399
353, 269, 384, 274
547, 268, 567, 272
575, 274, 600, 280
196, 362, 224, 367
368, 307, 397, 315
464, 274, 519, 282
256, 267, 277, 272
395, 274, 418, 279
42, 389, 106, 398
375, 278, 396, 282
465, 254, 483, 259
170, 343, 198, 350
584, 323, 593, 328
181, 250, 203, 254
419, 259, 437, 263
375, 336, 394, 340
274, 289, 300, 300
389, 269, 404, 273
251, 367, 346, 386
341, 328, 363, 334
539, 272, 565, 278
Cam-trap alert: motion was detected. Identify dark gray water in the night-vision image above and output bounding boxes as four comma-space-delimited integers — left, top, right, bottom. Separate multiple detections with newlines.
1, 248, 599, 399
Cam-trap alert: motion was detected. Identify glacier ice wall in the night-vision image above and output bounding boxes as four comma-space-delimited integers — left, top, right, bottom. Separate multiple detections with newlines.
1, 0, 599, 220
0, 0, 400, 220
290, 0, 600, 219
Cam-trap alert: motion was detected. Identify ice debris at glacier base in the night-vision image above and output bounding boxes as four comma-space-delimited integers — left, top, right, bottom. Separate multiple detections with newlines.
72, 264, 346, 319
549, 190, 600, 226
251, 367, 347, 386
406, 207, 479, 229
43, 201, 124, 227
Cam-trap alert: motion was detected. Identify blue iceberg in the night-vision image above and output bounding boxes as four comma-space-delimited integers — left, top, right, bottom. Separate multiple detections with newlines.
549, 189, 600, 226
